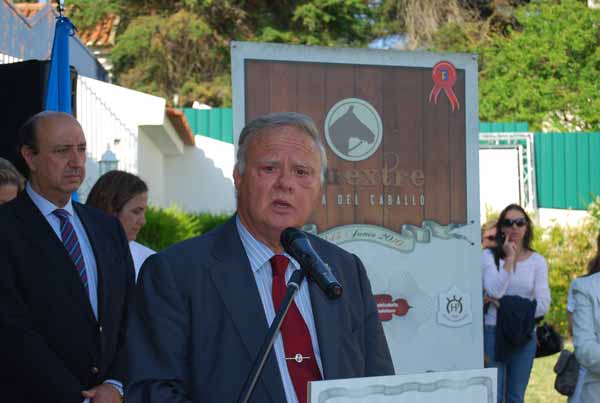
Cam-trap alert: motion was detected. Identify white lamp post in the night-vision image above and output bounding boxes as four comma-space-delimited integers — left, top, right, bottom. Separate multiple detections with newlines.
99, 144, 118, 175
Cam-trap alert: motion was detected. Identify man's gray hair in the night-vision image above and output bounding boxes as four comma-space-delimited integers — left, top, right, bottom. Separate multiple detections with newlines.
236, 112, 328, 183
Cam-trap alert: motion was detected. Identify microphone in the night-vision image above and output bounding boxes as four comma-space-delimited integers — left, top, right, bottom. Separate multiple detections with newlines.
280, 228, 343, 300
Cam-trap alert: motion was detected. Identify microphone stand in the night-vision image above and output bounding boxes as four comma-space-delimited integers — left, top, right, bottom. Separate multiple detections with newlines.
237, 269, 306, 403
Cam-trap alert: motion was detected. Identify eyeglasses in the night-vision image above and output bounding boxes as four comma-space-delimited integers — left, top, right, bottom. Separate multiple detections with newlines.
485, 235, 496, 241
501, 218, 527, 228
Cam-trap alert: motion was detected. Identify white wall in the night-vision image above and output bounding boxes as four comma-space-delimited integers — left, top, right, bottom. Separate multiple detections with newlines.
164, 136, 235, 213
195, 135, 235, 181
138, 129, 166, 207
77, 76, 166, 175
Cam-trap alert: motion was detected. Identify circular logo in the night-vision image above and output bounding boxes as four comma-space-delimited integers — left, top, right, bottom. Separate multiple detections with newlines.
324, 98, 383, 162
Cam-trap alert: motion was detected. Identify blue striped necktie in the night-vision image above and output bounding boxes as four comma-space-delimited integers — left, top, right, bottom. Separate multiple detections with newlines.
53, 209, 88, 288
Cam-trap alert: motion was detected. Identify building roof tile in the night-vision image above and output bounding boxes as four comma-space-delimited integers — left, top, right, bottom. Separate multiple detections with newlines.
166, 108, 196, 146
13, 2, 48, 18
13, 2, 119, 47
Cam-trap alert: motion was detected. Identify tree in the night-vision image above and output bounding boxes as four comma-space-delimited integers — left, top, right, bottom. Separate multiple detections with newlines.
110, 9, 231, 105
66, 0, 120, 31
371, 0, 533, 49
96, 0, 374, 106
433, 0, 600, 131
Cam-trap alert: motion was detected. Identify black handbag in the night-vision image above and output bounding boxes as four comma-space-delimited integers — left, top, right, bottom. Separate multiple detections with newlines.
553, 349, 580, 396
535, 322, 563, 358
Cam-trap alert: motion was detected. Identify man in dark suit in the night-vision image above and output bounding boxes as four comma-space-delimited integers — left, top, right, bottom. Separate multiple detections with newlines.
0, 112, 134, 403
127, 112, 394, 403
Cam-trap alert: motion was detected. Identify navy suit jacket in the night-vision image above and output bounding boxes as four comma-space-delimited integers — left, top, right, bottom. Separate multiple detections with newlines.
0, 191, 134, 403
127, 216, 394, 403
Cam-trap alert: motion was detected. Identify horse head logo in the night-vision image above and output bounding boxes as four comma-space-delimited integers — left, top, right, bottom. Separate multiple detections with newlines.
328, 106, 376, 156
324, 98, 382, 162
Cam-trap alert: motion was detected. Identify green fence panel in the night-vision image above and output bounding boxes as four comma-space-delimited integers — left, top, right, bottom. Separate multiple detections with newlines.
535, 132, 600, 210
183, 109, 196, 132
564, 135, 578, 209
198, 110, 210, 138
209, 109, 222, 140
182, 108, 234, 144
552, 133, 566, 208
535, 133, 553, 208
221, 109, 233, 144
576, 135, 591, 210
591, 134, 600, 203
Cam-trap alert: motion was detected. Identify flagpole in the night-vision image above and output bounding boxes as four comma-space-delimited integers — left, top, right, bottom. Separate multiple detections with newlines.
57, 0, 65, 16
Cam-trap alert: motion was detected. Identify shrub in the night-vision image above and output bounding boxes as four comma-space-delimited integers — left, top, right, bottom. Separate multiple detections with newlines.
137, 206, 231, 251
533, 220, 597, 335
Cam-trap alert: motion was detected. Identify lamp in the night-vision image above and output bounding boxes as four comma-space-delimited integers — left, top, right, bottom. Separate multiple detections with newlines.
99, 144, 118, 175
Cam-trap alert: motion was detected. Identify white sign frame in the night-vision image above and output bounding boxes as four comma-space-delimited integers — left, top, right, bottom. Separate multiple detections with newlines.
309, 368, 496, 403
231, 41, 482, 373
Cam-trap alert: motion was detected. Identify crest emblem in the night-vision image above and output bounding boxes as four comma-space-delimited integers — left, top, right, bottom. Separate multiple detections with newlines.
437, 286, 472, 328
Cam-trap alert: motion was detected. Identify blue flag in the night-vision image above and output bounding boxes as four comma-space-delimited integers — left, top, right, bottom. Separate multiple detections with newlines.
45, 14, 79, 200
45, 16, 75, 113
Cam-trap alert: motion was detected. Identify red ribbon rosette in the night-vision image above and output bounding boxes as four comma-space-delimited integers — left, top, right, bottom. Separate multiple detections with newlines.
429, 61, 460, 112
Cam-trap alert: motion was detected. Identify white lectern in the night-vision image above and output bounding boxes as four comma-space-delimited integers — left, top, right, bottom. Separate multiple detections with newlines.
309, 368, 496, 403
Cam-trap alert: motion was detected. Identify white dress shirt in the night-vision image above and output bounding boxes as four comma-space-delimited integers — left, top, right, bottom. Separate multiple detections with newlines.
236, 217, 323, 403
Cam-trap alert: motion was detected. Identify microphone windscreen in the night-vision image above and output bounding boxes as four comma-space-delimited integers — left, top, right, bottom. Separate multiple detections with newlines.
280, 227, 304, 249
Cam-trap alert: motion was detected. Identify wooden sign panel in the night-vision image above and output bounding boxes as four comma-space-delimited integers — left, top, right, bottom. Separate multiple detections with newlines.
244, 60, 466, 231
232, 42, 482, 374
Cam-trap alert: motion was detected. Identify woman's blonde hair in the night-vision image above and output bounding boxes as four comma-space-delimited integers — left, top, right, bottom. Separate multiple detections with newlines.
0, 157, 25, 191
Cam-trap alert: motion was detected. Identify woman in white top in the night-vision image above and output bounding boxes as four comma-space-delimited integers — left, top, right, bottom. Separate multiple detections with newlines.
482, 204, 551, 403
86, 170, 155, 281
572, 232, 600, 402
567, 279, 586, 403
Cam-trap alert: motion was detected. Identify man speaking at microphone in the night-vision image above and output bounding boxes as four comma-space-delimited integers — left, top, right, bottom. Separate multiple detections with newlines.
127, 112, 394, 403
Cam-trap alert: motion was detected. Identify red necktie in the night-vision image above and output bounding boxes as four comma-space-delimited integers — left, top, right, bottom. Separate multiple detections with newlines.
270, 255, 322, 403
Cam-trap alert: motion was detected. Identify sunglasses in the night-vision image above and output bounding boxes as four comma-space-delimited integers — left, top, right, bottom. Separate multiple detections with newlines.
484, 235, 496, 241
501, 218, 527, 228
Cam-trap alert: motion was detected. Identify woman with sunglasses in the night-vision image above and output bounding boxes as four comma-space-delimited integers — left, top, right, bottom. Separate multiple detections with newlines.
482, 204, 551, 403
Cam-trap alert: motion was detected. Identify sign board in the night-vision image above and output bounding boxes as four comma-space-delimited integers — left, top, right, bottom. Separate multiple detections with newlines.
231, 41, 482, 373
308, 368, 496, 403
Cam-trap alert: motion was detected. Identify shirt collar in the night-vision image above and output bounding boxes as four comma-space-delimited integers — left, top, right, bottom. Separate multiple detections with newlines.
235, 215, 299, 274
26, 182, 75, 218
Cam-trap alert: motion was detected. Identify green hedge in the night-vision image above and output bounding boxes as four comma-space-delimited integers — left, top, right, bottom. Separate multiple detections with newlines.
137, 206, 232, 251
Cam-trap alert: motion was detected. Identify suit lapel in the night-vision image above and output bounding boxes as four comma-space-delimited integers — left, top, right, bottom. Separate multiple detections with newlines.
208, 217, 286, 403
74, 203, 106, 324
14, 193, 97, 326
308, 270, 343, 380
